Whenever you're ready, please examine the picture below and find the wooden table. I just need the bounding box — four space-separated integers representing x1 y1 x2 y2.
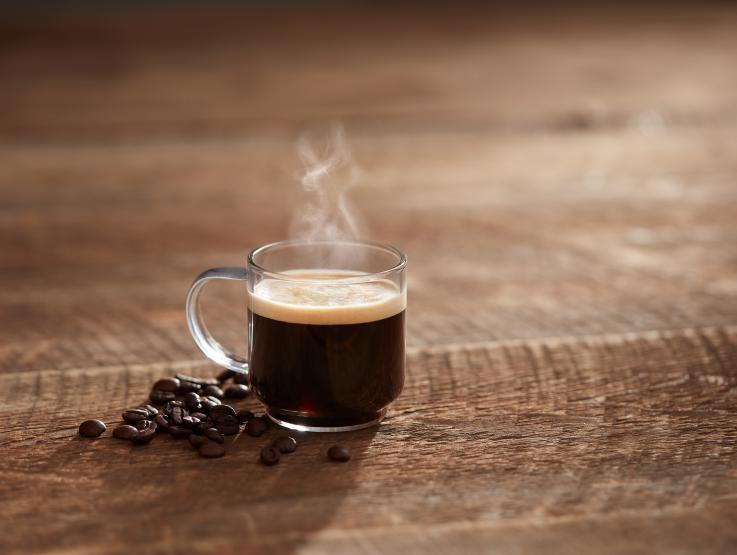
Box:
2 4 737 554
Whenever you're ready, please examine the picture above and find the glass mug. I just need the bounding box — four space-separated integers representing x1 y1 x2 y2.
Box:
185 240 406 432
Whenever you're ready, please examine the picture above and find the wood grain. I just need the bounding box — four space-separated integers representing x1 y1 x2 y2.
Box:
3 327 737 554
1 3 737 554
1 127 736 372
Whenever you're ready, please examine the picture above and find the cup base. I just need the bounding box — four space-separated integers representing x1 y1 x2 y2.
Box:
265 407 386 432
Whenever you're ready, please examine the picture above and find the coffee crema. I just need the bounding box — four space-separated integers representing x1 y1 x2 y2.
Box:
249 269 406 325
248 270 406 429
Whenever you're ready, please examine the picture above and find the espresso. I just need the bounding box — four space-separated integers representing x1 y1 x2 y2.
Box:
248 271 405 429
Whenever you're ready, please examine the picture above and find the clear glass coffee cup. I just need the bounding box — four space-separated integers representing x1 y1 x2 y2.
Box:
186 239 407 432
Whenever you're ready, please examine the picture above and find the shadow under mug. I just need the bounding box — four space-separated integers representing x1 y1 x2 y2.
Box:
185 239 407 432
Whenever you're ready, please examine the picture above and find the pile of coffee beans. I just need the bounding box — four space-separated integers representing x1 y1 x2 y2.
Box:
78 369 352 465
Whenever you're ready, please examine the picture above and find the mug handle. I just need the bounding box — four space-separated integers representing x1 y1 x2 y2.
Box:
185 267 250 375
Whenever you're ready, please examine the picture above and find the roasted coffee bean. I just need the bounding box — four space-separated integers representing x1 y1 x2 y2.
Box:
272 436 297 454
236 410 254 424
184 392 200 409
136 419 157 432
224 384 249 399
142 404 159 418
192 421 211 435
176 373 219 386
170 406 185 426
204 428 224 444
259 414 272 428
200 395 221 408
154 413 170 431
245 418 267 437
122 409 149 424
190 412 208 421
78 419 106 438
199 398 215 413
168 426 191 439
164 400 184 415
201 385 224 400
149 390 175 405
260 446 280 466
209 404 236 422
132 425 156 445
112 424 138 440
234 372 249 385
215 414 239 427
216 369 236 383
152 377 180 393
205 395 222 405
199 442 225 458
327 445 351 462
189 434 207 448
182 415 200 429
217 424 240 436
177 381 201 395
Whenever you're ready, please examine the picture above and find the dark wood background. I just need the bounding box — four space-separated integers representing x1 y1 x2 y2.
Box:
2 3 737 554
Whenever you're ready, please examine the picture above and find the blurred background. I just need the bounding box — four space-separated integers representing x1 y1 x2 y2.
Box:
1 1 736 371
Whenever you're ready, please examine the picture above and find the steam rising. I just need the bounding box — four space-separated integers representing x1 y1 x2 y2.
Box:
289 124 365 242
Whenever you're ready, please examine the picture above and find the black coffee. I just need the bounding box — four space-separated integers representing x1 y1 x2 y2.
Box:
248 272 405 429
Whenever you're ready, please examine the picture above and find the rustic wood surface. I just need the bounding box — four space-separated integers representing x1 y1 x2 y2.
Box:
1 3 737 554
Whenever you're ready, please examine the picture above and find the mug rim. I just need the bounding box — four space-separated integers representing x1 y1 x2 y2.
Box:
247 239 407 283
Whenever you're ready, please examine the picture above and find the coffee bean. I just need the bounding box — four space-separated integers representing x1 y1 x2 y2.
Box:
216 369 236 383
182 415 200 429
234 372 249 385
204 428 225 444
168 426 191 439
327 445 351 462
189 434 207 448
192 421 211 435
200 396 221 410
112 424 138 440
209 404 236 422
260 446 280 466
201 385 224 400
177 381 201 395
122 409 149 424
184 392 201 410
272 436 297 454
176 373 219 386
199 442 226 458
259 414 272 428
152 377 180 393
224 384 249 399
245 418 267 437
170 406 185 426
79 419 106 438
164 400 184 415
149 390 175 405
136 419 157 432
216 414 239 427
154 414 170 431
191 412 208 421
132 426 156 445
142 404 159 418
236 410 254 424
